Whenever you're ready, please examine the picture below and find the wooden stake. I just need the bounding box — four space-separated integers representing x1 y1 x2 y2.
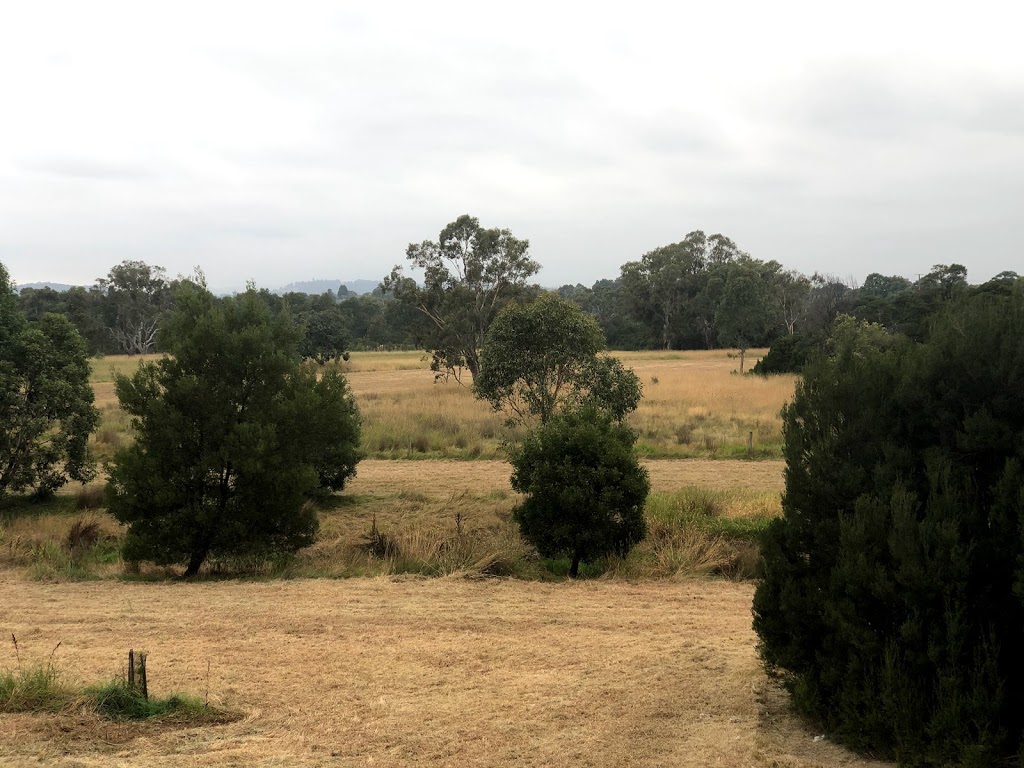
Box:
139 653 148 700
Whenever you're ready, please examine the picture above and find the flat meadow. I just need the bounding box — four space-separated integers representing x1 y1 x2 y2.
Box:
0 350 890 765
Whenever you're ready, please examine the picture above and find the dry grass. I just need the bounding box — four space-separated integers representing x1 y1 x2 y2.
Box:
342 349 795 459
348 457 784 498
0 512 124 580
3 459 784 582
86 350 796 460
0 577 889 767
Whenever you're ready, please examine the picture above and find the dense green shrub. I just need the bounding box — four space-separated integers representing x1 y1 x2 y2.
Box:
108 284 361 577
754 288 1024 766
751 331 823 375
510 407 649 577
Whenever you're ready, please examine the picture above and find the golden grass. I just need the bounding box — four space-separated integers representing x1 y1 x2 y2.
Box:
348 457 784 497
4 459 783 582
0 577 890 767
343 349 795 459
86 350 797 461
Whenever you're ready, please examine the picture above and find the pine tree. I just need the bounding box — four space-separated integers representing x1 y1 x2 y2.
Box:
754 287 1024 766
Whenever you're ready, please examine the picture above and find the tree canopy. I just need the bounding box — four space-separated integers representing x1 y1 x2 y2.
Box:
474 293 641 424
299 308 351 364
715 262 775 373
0 263 98 498
96 260 172 355
510 406 649 577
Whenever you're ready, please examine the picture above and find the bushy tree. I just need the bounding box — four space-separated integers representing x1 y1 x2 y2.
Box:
754 289 1024 766
382 215 540 380
0 264 98 498
107 284 361 576
474 293 641 424
510 407 649 577
299 308 351 364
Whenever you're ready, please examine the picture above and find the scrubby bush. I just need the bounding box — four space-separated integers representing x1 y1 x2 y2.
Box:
754 288 1024 766
510 406 649 577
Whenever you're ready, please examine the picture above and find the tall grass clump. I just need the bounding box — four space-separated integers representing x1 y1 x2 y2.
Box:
0 640 73 714
610 487 777 579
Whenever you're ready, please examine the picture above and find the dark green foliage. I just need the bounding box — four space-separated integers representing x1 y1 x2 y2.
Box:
475 293 642 424
107 284 361 577
620 230 745 350
96 260 172 355
715 263 775 372
751 332 823 375
299 308 351 364
0 263 99 499
754 289 1024 766
510 407 649 577
861 272 912 299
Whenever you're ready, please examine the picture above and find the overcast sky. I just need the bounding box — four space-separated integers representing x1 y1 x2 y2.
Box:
1 1 1022 292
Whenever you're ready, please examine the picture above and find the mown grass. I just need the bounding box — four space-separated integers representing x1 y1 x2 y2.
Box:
86 349 796 461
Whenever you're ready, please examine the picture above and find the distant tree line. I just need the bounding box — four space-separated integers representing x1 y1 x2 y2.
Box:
15 262 426 360
753 263 1022 374
12 226 1021 371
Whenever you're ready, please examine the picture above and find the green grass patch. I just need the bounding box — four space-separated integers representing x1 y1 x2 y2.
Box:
2 657 235 725
88 680 229 723
645 486 779 534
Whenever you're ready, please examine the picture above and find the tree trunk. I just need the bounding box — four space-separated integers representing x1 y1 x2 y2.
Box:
466 352 480 381
569 553 581 578
739 348 746 374
183 546 209 577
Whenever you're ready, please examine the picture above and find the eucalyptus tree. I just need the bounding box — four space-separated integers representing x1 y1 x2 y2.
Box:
382 215 540 381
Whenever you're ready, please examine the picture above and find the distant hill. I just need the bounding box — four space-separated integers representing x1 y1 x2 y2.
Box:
272 279 379 296
15 282 77 293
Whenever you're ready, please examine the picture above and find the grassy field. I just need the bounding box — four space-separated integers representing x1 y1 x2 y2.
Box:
0 348 875 766
0 577 889 768
7 349 795 581
88 349 796 461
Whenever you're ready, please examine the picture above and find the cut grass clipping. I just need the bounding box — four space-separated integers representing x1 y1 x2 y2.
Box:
1 638 234 725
